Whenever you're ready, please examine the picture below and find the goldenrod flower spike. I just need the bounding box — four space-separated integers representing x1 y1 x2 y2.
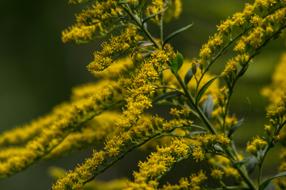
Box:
71 81 110 100
127 138 192 190
0 102 82 147
116 48 175 132
50 166 129 190
92 57 134 79
262 53 286 106
47 111 122 158
0 82 121 178
0 114 54 147
262 53 286 189
126 134 230 189
62 0 123 43
0 120 115 162
52 117 192 190
246 137 268 155
87 25 143 72
198 0 286 66
0 80 120 147
209 155 241 179
222 7 286 86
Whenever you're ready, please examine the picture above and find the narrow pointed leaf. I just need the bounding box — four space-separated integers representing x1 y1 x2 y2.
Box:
170 53 184 73
228 118 244 138
164 24 193 46
259 171 286 190
237 64 249 78
184 68 194 85
196 77 217 104
153 91 183 103
202 95 214 119
246 156 258 174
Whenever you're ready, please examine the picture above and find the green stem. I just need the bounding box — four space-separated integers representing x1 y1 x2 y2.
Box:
122 5 258 190
121 4 161 49
173 72 217 134
196 4 286 93
160 3 164 45
196 32 244 94
174 72 258 190
258 120 286 186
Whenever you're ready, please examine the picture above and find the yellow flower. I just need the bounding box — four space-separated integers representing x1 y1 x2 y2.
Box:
211 169 224 179
88 26 143 72
246 136 268 155
128 139 191 189
62 0 123 43
52 116 192 190
0 81 121 178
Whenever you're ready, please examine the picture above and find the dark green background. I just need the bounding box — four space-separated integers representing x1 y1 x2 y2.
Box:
0 0 284 189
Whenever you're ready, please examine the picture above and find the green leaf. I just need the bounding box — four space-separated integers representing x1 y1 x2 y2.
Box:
246 156 258 174
259 171 286 190
192 63 198 75
237 64 249 78
228 118 244 138
184 68 194 85
265 183 275 190
153 91 183 103
170 53 184 73
196 77 217 104
213 144 224 152
202 95 214 119
233 156 258 174
163 24 193 46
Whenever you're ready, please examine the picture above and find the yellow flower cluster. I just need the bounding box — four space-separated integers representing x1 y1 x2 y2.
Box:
0 95 109 147
117 48 176 131
170 0 182 19
146 0 182 22
189 134 230 161
49 166 128 190
262 53 286 189
62 0 123 43
48 111 122 158
222 5 286 80
92 57 134 79
198 0 286 66
0 113 54 146
0 112 121 161
0 81 122 178
263 54 286 120
88 25 143 72
52 116 192 190
127 139 191 189
71 80 113 100
162 171 207 190
246 136 268 155
209 155 241 179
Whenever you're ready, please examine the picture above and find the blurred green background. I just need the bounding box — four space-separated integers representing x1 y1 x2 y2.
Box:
0 0 285 189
